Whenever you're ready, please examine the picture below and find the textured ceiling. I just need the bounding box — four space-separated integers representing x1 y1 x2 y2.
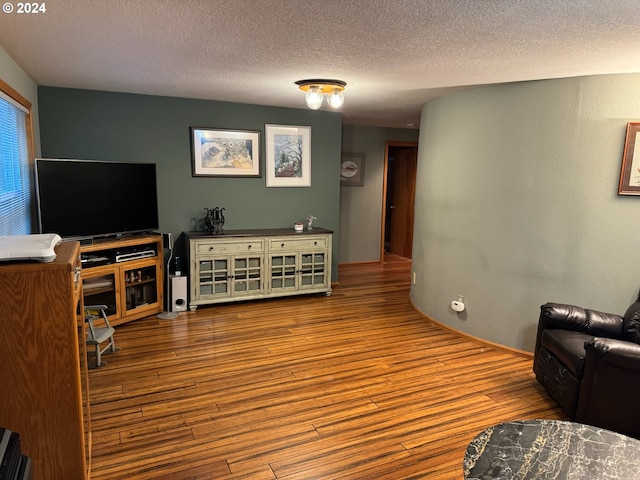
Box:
1 0 640 128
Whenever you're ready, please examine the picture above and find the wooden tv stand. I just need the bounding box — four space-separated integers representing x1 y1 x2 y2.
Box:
80 235 164 326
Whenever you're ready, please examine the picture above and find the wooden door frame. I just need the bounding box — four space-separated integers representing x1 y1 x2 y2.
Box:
380 141 418 262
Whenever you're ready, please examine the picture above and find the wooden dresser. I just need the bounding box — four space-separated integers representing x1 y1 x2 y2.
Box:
0 241 91 480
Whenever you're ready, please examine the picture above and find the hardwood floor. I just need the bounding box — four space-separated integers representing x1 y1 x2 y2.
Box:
88 258 565 479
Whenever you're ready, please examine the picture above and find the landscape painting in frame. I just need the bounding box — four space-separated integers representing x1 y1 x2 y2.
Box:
265 124 311 187
619 122 640 195
191 127 260 177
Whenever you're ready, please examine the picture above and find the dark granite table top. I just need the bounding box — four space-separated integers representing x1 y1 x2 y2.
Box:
463 419 640 479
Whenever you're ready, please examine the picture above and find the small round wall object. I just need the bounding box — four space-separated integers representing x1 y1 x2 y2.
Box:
451 300 465 312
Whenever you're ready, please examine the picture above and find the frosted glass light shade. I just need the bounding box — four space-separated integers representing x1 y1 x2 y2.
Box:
296 79 346 110
305 86 324 110
327 88 344 108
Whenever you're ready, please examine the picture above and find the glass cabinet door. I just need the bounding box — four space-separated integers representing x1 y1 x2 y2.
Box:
83 272 118 317
197 258 231 299
232 256 263 295
123 264 158 312
300 252 328 289
269 254 298 291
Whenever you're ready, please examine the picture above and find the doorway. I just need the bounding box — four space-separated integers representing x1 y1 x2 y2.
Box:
381 142 418 261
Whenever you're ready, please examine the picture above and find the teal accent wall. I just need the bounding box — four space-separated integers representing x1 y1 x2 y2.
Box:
411 74 640 351
37 87 342 279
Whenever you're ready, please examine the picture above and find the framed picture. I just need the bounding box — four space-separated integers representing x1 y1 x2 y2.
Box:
265 124 311 187
340 153 366 186
619 122 640 195
190 127 260 177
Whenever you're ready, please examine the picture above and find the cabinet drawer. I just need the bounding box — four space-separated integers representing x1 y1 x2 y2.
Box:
196 240 264 255
269 237 327 251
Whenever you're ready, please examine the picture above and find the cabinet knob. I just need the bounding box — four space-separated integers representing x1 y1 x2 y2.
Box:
281 243 285 247
248 245 252 249
209 246 214 251
314 241 318 245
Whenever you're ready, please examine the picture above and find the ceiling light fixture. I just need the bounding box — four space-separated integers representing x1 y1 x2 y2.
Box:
295 79 347 110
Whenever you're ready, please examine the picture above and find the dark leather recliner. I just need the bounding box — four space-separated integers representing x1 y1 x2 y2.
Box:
533 299 640 436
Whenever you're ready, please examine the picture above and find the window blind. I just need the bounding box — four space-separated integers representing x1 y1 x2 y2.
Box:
0 90 29 114
0 92 31 235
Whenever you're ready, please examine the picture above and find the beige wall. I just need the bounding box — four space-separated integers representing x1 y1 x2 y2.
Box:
0 45 40 156
411 73 640 351
340 125 419 263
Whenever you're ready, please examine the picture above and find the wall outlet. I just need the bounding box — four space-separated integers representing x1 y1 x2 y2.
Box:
412 272 417 285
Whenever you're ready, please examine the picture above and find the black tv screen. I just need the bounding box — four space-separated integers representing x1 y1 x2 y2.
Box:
35 158 159 240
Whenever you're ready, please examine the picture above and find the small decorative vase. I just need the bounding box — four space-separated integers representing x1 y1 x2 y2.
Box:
306 215 317 231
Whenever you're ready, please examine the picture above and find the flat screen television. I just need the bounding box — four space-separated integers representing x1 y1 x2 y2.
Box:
35 158 159 240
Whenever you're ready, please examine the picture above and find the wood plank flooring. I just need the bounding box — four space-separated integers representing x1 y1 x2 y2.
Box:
88 257 566 479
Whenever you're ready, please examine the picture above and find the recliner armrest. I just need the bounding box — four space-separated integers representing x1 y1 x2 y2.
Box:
576 336 640 434
584 337 640 371
533 303 623 363
539 303 623 337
